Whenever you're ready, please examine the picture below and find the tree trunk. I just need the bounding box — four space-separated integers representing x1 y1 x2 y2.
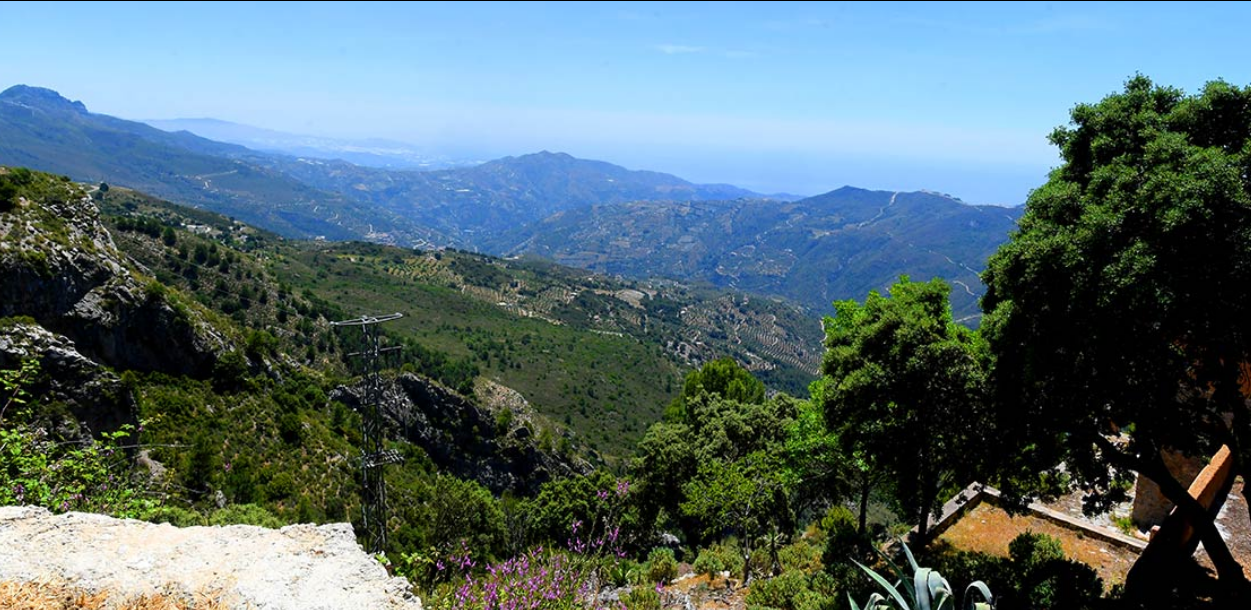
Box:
766 526 779 577
857 472 870 535
741 544 752 585
915 482 935 545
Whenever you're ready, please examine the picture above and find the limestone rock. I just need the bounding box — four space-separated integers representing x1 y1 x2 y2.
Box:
0 506 422 610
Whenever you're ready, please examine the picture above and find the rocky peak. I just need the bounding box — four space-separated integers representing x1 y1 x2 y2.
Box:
0 85 89 115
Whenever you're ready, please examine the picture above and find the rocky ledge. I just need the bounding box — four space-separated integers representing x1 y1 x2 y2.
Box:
0 506 421 610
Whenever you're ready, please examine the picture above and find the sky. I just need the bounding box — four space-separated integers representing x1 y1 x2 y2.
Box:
3 1 1250 204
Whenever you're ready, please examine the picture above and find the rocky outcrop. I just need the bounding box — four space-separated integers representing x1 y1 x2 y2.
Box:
331 373 591 495
0 320 132 433
0 506 421 610
0 181 229 377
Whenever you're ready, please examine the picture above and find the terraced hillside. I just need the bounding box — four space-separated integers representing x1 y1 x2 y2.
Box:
93 183 822 459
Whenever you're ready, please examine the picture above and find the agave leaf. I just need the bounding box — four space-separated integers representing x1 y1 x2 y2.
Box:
902 541 921 572
854 560 911 610
964 581 994 610
914 567 934 610
929 571 952 599
874 543 915 601
848 592 863 610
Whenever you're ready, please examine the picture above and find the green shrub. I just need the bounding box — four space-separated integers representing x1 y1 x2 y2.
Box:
645 547 679 585
495 407 514 431
142 505 205 527
278 412 304 445
264 471 295 501
779 539 823 574
694 541 744 578
750 545 774 579
211 350 249 392
1005 532 1102 610
607 559 643 588
1007 531 1063 571
208 503 284 528
930 533 1102 610
822 506 874 600
0 167 34 212
622 585 662 610
746 568 810 610
1 361 156 519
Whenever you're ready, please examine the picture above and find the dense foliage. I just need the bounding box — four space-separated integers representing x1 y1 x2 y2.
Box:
982 76 1251 590
821 277 991 541
0 360 155 518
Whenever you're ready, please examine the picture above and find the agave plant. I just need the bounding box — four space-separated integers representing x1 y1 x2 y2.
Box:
849 543 993 610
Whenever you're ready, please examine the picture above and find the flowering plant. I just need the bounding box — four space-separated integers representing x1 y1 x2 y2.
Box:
421 478 648 610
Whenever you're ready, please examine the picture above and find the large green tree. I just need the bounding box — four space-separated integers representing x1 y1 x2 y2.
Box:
634 358 799 547
681 450 789 582
981 76 1251 588
820 277 990 542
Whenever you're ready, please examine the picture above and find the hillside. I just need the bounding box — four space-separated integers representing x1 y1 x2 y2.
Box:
2 86 802 252
1 84 1021 324
146 117 479 170
489 187 1023 320
0 86 440 244
0 167 597 540
1 85 1017 324
248 150 777 246
86 177 821 458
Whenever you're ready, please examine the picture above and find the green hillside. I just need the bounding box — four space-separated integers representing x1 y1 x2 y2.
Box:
488 187 1023 321
0 85 442 244
91 182 821 460
248 150 772 245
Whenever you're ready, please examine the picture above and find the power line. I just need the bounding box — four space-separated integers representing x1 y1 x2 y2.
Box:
332 312 404 554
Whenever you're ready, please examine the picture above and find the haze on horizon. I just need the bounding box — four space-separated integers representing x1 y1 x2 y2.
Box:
2 1 1249 204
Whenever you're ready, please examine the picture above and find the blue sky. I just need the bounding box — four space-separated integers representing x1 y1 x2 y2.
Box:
3 1 1250 203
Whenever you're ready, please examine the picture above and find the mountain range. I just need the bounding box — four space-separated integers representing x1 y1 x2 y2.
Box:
0 84 1021 320
488 187 1022 319
144 117 480 171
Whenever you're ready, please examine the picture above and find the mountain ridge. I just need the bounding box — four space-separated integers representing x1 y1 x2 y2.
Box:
145 116 479 170
0 85 440 244
488 185 1023 319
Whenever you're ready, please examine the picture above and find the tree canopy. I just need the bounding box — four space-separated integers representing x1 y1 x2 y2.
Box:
633 358 809 550
981 75 1251 589
665 356 766 422
820 276 990 541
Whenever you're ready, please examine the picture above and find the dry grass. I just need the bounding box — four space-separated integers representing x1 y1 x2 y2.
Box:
938 501 1141 588
0 580 242 610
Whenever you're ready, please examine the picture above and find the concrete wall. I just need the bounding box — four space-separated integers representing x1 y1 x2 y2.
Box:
1131 450 1207 529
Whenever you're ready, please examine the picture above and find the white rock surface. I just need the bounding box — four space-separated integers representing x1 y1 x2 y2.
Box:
0 506 421 610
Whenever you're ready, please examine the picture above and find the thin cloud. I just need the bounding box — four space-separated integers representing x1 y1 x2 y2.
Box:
1013 14 1108 34
900 12 1111 37
763 18 831 31
654 43 705 55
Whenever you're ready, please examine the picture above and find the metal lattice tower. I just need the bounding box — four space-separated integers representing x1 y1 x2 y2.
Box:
331 312 404 554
